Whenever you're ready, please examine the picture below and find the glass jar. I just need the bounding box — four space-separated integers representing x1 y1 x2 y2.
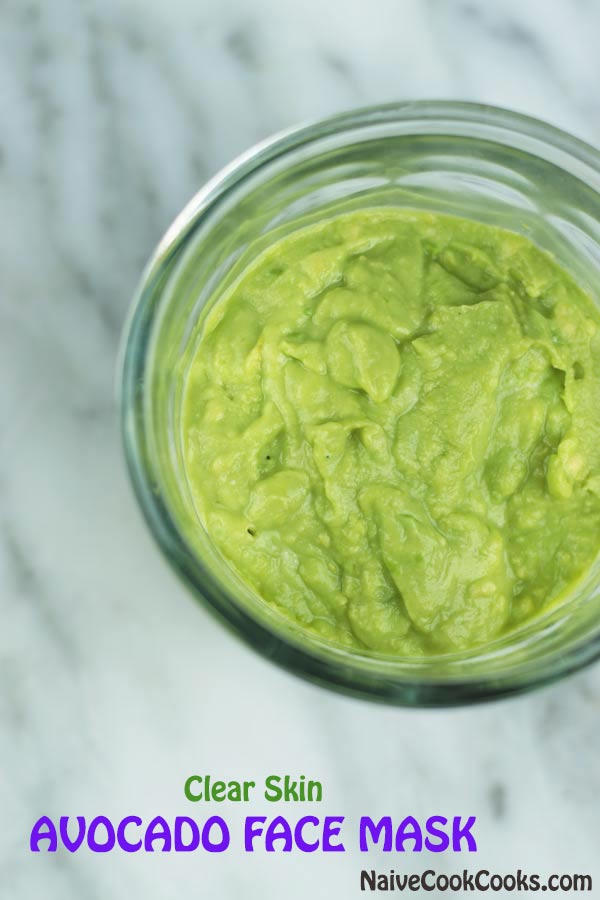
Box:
120 101 600 705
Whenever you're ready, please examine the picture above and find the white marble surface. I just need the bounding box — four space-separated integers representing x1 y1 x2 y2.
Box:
3 0 600 897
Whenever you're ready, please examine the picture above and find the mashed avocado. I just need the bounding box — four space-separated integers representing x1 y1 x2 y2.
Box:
181 209 600 655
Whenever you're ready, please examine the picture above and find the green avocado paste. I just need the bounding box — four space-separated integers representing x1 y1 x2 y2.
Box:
181 209 600 655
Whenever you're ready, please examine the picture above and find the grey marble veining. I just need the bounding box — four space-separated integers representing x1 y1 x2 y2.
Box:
2 0 600 897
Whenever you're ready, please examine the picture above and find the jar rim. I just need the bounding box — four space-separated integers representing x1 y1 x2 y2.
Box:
119 100 600 706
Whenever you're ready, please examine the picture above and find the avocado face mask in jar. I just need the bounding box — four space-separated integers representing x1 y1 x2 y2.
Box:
121 102 600 704
180 208 600 658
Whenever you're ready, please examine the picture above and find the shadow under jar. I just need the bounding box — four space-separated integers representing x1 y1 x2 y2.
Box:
121 101 600 706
